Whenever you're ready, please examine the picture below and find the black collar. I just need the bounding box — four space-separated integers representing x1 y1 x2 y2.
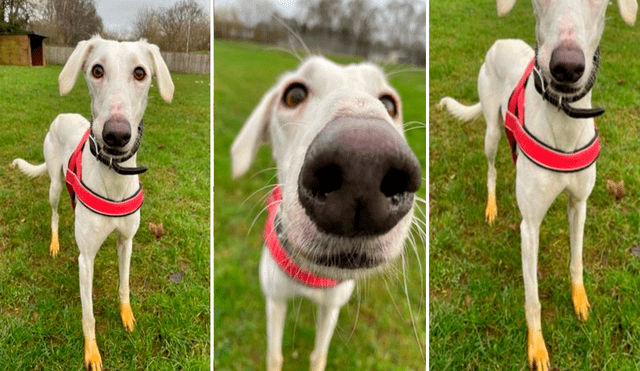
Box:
533 47 605 119
89 119 147 175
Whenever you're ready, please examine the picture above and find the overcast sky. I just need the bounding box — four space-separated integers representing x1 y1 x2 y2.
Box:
213 0 298 17
213 0 398 18
96 0 211 35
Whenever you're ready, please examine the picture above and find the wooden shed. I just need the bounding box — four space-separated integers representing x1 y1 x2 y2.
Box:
0 32 48 67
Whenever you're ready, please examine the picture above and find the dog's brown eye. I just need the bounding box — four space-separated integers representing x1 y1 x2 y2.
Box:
133 67 146 81
91 65 104 79
379 95 398 118
283 83 308 108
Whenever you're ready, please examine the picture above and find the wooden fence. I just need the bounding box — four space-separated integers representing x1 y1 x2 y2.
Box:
45 45 210 74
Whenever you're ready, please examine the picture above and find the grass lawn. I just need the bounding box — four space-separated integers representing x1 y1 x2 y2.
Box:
214 39 426 370
0 64 210 370
430 0 640 370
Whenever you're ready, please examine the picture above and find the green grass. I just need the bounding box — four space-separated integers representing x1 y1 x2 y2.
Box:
430 1 640 370
0 65 210 370
214 39 426 370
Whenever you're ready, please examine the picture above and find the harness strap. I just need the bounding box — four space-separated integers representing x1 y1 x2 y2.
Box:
504 59 600 172
65 129 144 217
265 186 339 288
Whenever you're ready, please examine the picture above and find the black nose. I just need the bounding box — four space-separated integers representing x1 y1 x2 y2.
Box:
102 117 131 148
298 117 422 237
549 44 585 84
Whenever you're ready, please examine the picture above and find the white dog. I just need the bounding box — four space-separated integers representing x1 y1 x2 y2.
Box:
231 56 423 371
12 35 173 370
439 0 636 369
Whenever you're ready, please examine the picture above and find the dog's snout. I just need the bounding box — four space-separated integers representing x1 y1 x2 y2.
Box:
102 117 131 148
549 44 585 84
298 117 422 237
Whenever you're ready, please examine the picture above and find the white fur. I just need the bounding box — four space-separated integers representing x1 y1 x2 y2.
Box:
231 56 416 371
440 1 637 370
12 35 173 371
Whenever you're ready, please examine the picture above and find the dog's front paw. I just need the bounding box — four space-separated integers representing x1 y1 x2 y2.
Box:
571 283 590 321
50 232 60 257
120 302 136 332
527 328 550 371
84 338 103 371
485 193 498 224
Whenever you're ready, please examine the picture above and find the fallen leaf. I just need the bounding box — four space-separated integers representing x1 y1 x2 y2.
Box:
630 246 640 259
168 271 185 284
148 222 165 238
606 179 625 200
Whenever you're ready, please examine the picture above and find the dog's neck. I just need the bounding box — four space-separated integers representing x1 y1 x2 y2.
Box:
89 120 147 175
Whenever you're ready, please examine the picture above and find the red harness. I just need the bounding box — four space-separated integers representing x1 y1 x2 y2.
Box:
504 59 600 172
65 129 144 217
265 186 339 288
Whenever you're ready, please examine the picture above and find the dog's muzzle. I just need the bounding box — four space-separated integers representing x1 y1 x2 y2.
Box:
534 47 604 119
89 119 147 175
298 117 422 237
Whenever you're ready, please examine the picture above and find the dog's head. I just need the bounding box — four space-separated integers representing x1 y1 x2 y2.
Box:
498 0 637 95
58 35 174 157
231 56 422 280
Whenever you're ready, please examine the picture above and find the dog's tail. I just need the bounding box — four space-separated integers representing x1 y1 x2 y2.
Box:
11 159 48 178
438 97 482 122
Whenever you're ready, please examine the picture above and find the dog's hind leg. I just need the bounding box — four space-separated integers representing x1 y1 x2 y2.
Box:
117 237 136 332
568 197 590 321
47 170 63 257
309 304 341 371
478 64 503 224
266 298 286 371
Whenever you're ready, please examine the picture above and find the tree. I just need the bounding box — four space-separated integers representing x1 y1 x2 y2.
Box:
0 0 33 34
133 0 209 53
133 5 161 42
30 0 102 45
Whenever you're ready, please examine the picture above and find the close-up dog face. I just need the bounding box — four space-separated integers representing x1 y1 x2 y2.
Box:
58 36 174 157
232 56 422 281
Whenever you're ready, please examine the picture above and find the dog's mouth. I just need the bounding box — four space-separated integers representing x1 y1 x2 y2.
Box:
276 215 381 270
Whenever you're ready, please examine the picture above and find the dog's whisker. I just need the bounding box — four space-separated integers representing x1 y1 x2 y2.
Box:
401 253 426 360
274 15 311 58
386 67 425 78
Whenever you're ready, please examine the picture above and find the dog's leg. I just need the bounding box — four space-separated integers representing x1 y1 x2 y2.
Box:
266 298 287 371
309 304 341 371
75 216 110 371
78 244 102 371
568 197 590 321
520 218 550 371
117 236 135 332
48 177 63 256
518 172 558 371
478 65 502 224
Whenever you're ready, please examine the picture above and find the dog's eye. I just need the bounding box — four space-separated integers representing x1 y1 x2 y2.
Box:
379 95 398 118
133 67 146 81
283 83 308 108
91 65 104 79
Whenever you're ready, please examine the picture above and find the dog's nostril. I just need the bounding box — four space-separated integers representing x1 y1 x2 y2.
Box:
308 164 342 201
381 167 413 198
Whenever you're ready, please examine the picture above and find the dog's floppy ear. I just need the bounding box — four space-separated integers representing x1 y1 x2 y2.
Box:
618 0 638 26
146 43 175 103
230 89 278 179
496 0 517 16
58 36 99 96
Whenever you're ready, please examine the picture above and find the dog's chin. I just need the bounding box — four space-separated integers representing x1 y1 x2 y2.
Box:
277 211 410 281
